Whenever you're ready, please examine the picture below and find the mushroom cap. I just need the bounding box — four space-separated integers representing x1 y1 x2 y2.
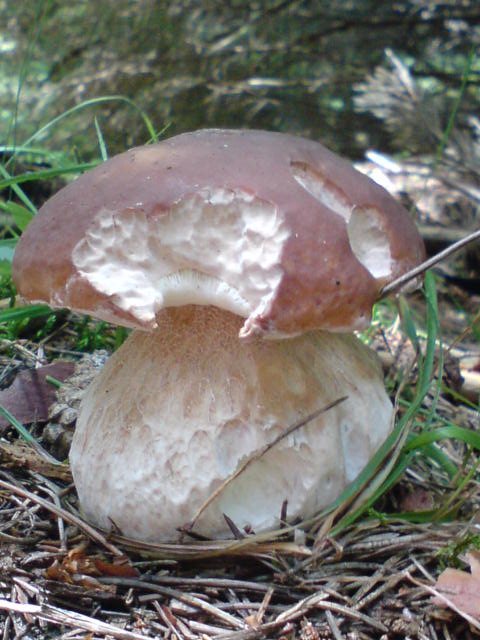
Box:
12 129 425 337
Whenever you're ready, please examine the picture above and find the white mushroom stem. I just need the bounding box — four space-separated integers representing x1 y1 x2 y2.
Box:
69 305 393 542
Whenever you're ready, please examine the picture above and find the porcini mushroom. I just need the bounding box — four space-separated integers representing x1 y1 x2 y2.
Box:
12 129 425 541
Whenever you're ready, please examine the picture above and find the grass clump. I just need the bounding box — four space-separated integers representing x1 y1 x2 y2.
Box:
436 532 480 570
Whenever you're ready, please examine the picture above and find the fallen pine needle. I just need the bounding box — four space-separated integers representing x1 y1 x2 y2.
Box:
0 599 156 640
0 478 123 556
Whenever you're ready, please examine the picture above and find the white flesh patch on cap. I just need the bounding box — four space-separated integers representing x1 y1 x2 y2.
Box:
290 161 392 280
347 206 392 279
71 188 289 326
291 161 352 221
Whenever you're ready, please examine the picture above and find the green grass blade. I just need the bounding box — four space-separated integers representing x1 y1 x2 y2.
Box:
14 96 159 157
434 46 476 164
405 425 480 452
0 304 53 323
422 442 458 479
0 164 37 215
418 270 439 399
94 117 108 161
0 145 67 160
398 295 419 351
0 404 61 464
0 162 98 191
1 202 35 232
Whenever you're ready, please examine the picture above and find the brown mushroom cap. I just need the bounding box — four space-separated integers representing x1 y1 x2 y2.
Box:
12 129 425 337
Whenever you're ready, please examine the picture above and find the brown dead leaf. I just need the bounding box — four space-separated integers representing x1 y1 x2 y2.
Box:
46 544 99 582
400 488 435 512
432 550 480 621
45 558 116 593
93 557 139 578
46 545 138 588
0 361 75 434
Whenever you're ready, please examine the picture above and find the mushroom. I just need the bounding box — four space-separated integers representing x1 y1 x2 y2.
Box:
12 129 425 541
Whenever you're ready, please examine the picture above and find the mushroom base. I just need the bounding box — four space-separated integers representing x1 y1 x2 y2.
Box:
70 305 393 542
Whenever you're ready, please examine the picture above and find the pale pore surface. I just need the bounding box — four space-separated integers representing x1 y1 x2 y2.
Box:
71 188 289 328
291 161 352 222
70 306 394 542
291 161 393 279
347 206 393 279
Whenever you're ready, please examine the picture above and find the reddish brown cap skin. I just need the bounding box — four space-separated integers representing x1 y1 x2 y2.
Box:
12 129 425 336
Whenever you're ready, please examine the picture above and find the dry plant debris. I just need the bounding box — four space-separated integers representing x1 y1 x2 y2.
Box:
2 469 480 640
1 326 480 639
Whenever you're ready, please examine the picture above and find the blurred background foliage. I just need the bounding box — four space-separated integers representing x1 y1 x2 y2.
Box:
1 0 479 164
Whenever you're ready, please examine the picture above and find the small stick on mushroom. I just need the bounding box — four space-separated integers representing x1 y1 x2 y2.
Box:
379 228 480 299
